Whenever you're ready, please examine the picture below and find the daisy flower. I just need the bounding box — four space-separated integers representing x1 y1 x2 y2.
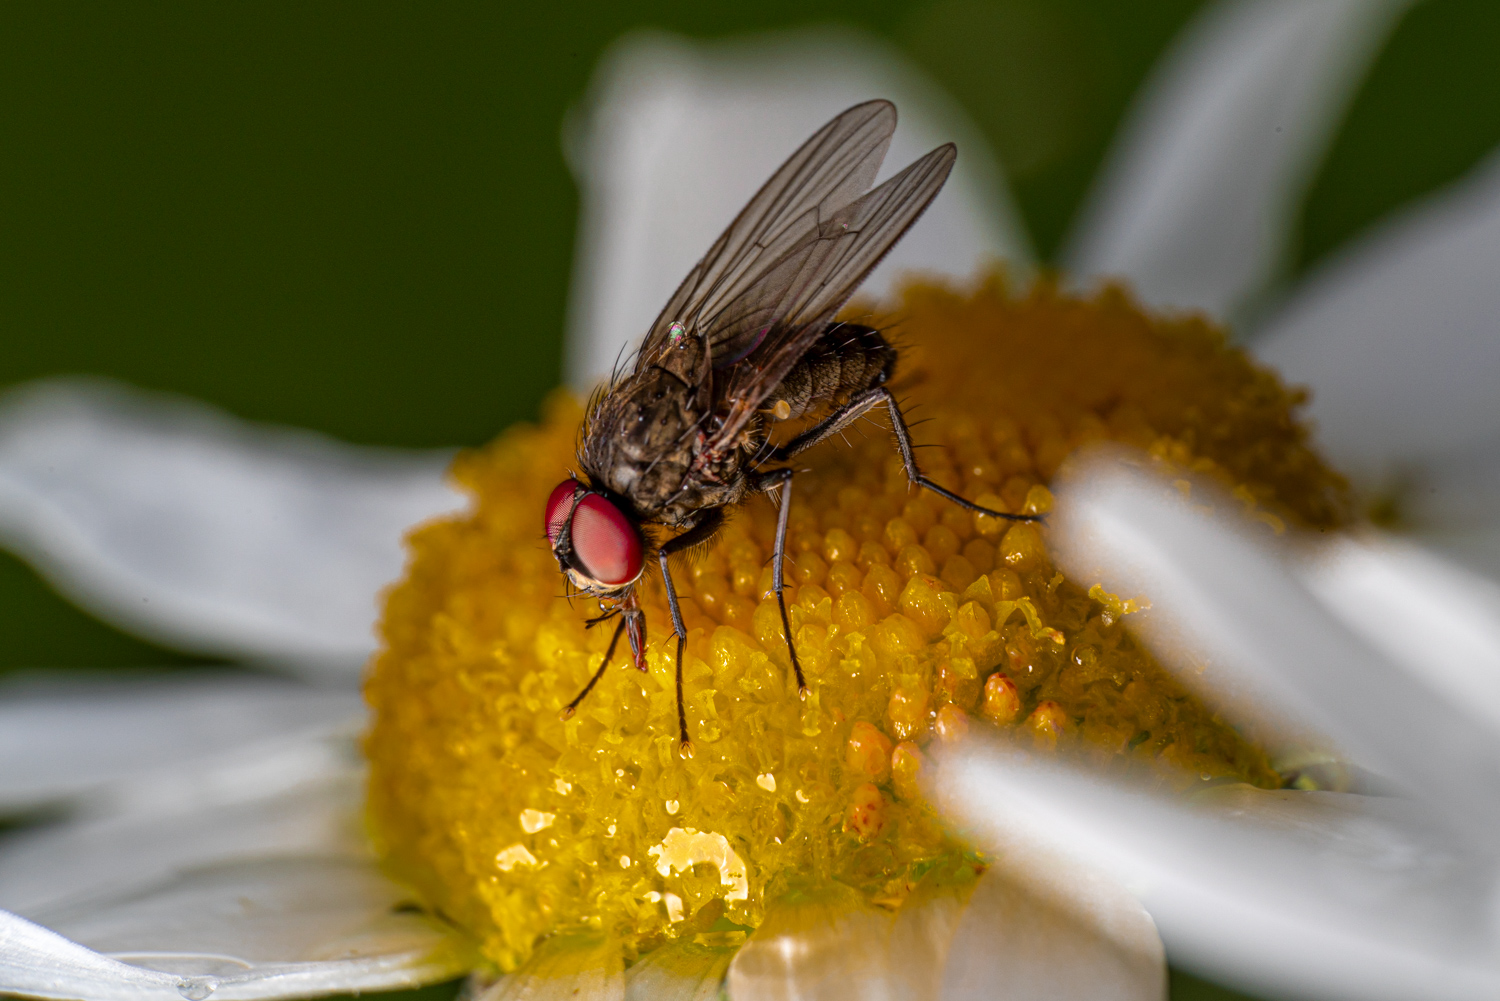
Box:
4 3 1500 1000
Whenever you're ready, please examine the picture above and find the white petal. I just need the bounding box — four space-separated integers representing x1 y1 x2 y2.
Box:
884 879 967 1001
1387 427 1500 583
931 742 1500 1001
623 939 732 1001
726 881 896 1001
0 378 463 683
940 853 1163 1001
0 909 182 1001
1254 150 1500 488
564 27 1031 389
1298 534 1500 740
1064 0 1407 319
478 934 623 1001
0 726 363 916
1411 521 1500 589
1048 449 1500 839
22 857 466 1001
0 670 362 816
0 729 469 999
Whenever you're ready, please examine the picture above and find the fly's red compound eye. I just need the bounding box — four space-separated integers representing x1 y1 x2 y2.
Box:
544 479 581 547
569 494 643 587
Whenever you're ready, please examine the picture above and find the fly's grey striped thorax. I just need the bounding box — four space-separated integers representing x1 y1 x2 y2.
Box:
581 364 743 526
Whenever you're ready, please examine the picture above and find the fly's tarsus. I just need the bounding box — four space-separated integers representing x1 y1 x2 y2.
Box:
653 509 726 749
584 608 620 629
757 468 808 698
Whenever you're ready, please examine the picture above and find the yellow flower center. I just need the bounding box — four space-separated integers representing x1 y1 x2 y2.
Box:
363 273 1350 972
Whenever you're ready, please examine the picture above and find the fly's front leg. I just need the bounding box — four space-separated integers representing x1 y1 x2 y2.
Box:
559 615 627 721
657 549 692 758
750 467 808 699
584 607 620 629
623 603 647 672
657 508 726 758
761 386 1042 524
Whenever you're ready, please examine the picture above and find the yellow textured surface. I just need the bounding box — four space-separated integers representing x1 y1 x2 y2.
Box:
363 274 1349 971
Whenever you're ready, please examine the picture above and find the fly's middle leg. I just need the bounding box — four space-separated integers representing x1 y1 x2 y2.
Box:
749 467 808 700
657 507 726 758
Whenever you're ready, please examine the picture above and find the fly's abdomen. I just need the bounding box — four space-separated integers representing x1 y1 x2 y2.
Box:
774 324 894 421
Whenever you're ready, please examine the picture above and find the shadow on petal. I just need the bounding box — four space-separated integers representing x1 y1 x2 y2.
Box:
478 933 624 1001
941 855 1163 1001
0 669 361 817
727 881 896 1001
624 938 733 1001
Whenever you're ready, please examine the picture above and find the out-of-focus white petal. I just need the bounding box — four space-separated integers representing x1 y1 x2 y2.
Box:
0 670 362 816
940 853 1163 1001
1394 429 1500 582
622 939 731 1001
727 882 896 1001
1064 0 1407 319
1412 523 1500 590
1254 150 1500 493
0 378 463 684
0 727 362 916
1298 534 1500 740
564 26 1030 389
0 728 469 1000
1048 449 1500 839
16 857 465 1001
728 859 1160 1001
478 934 623 1001
932 742 1500 1001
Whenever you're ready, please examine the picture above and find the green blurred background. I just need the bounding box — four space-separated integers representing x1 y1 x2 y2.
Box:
4 2 1500 998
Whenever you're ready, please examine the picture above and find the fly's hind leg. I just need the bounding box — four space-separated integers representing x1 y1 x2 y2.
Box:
760 386 1043 524
657 507 726 758
748 467 808 700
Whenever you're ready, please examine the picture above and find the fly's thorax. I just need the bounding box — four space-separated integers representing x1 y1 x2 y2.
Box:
583 367 706 518
656 468 747 527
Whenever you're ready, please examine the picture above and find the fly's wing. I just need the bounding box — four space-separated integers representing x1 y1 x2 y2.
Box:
631 100 897 379
702 142 957 453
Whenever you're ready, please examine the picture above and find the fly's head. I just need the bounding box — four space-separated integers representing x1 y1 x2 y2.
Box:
544 479 646 598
